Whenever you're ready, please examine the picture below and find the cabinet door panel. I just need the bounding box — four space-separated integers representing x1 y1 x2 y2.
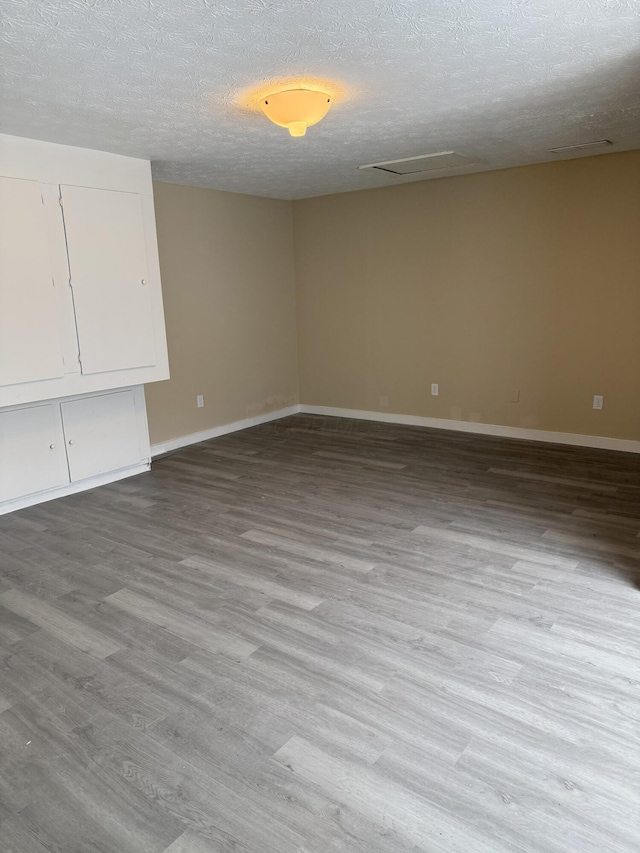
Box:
61 185 157 375
41 183 81 375
0 176 65 386
0 404 69 502
61 390 142 482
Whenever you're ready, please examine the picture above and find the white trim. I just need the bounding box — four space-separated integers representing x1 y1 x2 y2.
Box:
150 405 301 457
299 405 640 454
0 463 150 516
149 402 640 458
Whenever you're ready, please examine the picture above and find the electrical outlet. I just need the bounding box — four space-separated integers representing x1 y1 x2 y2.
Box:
431 383 439 396
197 394 205 408
593 395 604 410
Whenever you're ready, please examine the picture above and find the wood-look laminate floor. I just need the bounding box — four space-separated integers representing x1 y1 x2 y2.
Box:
1 414 639 853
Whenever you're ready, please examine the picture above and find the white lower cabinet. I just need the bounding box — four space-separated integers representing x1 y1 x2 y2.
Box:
61 390 142 482
0 403 69 502
0 386 150 514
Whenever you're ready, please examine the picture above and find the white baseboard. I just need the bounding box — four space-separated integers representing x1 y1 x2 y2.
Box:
150 405 301 458
148 402 640 459
299 404 640 454
0 463 150 516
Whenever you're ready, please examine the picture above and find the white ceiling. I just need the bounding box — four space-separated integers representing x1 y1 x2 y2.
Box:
1 1 639 200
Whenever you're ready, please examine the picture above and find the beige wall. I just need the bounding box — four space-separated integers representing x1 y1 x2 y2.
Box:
293 151 640 441
145 181 298 446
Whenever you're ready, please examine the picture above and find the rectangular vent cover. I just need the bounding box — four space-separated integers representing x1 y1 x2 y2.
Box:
359 151 475 175
548 140 612 153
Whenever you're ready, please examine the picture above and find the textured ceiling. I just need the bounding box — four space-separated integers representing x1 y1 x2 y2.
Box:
1 1 639 199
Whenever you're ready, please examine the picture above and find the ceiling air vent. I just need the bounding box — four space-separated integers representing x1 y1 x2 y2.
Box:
547 140 612 154
359 151 476 175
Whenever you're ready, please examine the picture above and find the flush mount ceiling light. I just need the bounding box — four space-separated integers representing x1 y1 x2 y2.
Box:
260 88 332 137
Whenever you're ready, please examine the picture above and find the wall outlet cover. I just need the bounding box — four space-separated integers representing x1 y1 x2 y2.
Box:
431 383 439 396
593 395 604 410
197 394 205 408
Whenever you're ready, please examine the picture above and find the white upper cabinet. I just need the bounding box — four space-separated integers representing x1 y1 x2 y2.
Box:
61 185 157 375
0 133 169 408
0 176 65 386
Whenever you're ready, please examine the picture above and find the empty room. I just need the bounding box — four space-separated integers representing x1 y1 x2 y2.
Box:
1 2 639 852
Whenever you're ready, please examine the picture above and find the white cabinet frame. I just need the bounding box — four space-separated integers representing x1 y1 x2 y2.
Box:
0 133 170 409
0 386 151 516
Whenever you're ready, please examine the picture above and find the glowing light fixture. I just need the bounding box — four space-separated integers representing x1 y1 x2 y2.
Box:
260 88 332 137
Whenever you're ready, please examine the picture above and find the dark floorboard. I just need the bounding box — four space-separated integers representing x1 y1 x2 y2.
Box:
1 414 639 852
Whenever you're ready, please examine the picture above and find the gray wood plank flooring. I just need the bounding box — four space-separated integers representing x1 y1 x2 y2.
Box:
1 413 639 853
